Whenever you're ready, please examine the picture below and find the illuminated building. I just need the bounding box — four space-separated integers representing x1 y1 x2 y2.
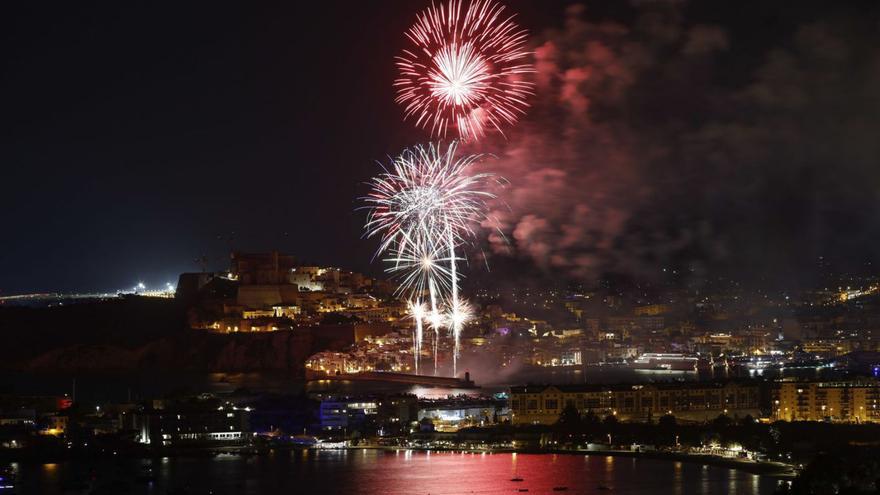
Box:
417 398 505 432
136 402 251 447
338 307 395 323
509 381 761 424
288 266 325 291
634 304 671 316
39 415 67 436
606 316 666 337
772 379 880 423
319 399 378 431
242 309 277 319
306 352 352 374
0 410 35 427
799 339 855 358
231 251 297 285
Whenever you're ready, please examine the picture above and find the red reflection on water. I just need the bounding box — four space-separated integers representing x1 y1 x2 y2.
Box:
349 451 615 494
342 450 775 495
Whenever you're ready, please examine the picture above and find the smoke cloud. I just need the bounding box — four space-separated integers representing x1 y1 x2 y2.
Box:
474 1 880 287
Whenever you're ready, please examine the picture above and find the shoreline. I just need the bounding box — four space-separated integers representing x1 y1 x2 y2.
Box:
347 445 798 478
1 444 798 479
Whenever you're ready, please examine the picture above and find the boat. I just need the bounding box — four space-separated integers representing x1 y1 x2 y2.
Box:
552 487 568 492
510 477 524 482
627 353 699 373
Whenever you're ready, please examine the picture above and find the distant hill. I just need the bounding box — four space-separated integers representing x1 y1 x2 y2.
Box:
0 297 187 367
0 298 352 374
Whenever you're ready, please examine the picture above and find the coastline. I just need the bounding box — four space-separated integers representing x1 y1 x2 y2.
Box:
346 445 799 478
0 443 798 479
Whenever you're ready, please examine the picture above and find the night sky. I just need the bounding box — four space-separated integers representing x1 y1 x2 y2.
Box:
2 1 879 294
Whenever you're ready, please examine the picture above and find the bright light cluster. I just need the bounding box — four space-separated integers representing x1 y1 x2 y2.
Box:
363 142 495 376
395 0 534 141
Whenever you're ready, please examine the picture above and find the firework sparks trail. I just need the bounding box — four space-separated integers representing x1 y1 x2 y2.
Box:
363 142 497 376
395 0 534 141
446 296 472 377
429 278 442 375
448 222 459 376
408 300 426 375
446 220 464 377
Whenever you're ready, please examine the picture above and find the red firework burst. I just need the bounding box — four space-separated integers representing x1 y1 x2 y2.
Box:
395 0 534 141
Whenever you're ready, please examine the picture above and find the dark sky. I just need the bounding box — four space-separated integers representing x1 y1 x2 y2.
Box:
2 1 879 294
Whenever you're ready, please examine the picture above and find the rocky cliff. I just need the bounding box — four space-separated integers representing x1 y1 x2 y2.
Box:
0 299 346 375
24 331 318 375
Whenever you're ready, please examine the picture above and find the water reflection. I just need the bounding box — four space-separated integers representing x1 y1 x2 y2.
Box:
729 465 739 495
673 461 683 495
701 464 711 495
12 451 780 495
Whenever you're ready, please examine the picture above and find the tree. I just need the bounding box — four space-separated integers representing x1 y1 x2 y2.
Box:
712 413 733 430
739 414 755 425
557 404 581 427
602 414 620 440
658 414 677 429
583 410 600 433
781 450 880 495
657 414 678 446
555 404 582 441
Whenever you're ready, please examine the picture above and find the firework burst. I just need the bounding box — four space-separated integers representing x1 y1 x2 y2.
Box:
364 141 496 271
395 0 534 141
363 142 497 376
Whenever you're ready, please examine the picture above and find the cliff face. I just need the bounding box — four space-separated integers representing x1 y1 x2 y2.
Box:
25 331 318 375
0 298 187 369
1 299 355 374
210 331 315 371
27 345 140 371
